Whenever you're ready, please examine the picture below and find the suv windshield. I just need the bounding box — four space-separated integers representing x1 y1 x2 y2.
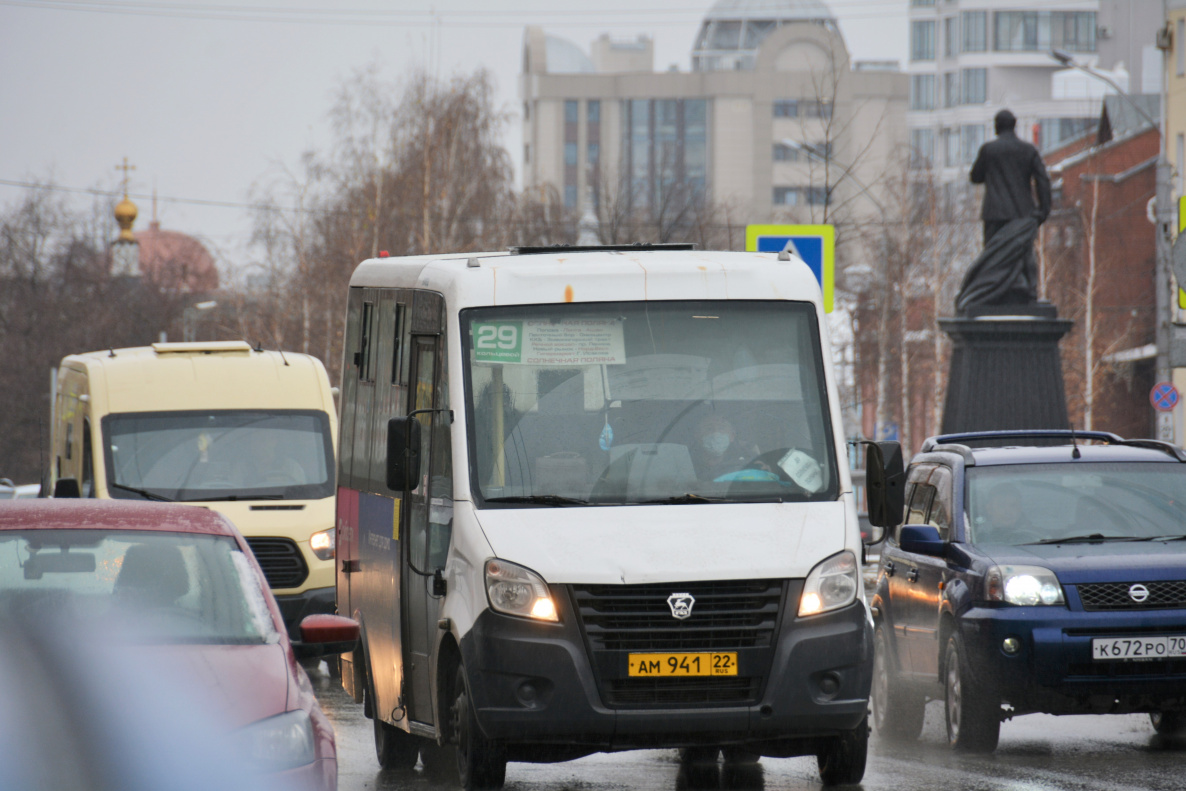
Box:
103 410 334 502
966 462 1186 544
463 300 838 506
0 530 279 644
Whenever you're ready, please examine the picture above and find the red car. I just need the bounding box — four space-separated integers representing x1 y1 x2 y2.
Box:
0 500 356 791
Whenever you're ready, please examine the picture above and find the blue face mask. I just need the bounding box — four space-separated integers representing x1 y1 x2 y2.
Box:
702 432 731 456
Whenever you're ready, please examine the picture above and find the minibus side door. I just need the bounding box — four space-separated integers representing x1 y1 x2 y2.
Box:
403 334 443 726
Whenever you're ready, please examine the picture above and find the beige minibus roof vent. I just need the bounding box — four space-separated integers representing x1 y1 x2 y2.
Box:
151 340 254 355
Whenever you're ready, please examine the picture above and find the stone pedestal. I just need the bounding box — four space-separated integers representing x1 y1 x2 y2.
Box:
939 303 1073 434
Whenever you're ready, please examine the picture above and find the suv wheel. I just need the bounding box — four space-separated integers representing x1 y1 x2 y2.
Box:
872 628 925 741
944 633 1000 752
816 715 868 786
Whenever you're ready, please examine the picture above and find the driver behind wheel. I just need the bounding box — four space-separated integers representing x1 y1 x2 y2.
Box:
979 483 1036 544
691 414 759 481
248 432 307 486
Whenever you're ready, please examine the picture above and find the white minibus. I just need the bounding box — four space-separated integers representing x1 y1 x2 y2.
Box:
335 244 883 788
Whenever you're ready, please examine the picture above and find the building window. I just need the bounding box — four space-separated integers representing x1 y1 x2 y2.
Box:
1036 117 1093 151
773 99 833 119
524 143 530 165
944 72 959 108
1178 19 1185 76
912 20 936 61
910 128 935 170
564 99 579 211
621 98 709 215
773 186 828 206
587 100 601 207
910 74 936 110
944 16 958 58
942 128 959 168
773 143 799 161
911 0 935 6
994 11 1096 53
960 124 985 165
961 68 986 104
961 11 986 52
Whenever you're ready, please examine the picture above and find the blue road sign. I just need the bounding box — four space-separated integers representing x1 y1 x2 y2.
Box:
1151 382 1180 412
745 224 834 312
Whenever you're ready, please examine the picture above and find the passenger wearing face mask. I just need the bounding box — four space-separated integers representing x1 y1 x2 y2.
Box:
692 414 759 481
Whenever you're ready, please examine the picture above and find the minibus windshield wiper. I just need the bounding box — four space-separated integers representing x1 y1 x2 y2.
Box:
189 493 286 502
634 493 726 505
1027 533 1145 545
109 482 174 502
484 495 592 506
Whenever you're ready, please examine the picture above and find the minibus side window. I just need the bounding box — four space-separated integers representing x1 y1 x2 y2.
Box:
82 419 94 498
359 301 375 383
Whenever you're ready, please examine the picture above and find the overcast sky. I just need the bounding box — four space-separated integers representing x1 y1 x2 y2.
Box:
0 0 907 272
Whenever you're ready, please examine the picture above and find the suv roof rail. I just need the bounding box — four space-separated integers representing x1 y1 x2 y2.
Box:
919 443 977 466
508 243 696 255
919 430 1186 462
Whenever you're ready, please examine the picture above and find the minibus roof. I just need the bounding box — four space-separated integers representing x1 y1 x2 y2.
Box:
60 344 335 416
348 249 824 311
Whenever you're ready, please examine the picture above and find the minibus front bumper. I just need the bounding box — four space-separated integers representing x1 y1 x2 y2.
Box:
458 588 871 754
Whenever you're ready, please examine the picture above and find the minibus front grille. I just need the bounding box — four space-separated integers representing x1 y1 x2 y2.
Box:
245 537 308 590
1077 581 1186 611
570 579 784 651
603 676 760 707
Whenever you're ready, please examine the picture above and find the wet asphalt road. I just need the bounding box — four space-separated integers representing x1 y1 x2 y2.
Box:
307 667 1186 791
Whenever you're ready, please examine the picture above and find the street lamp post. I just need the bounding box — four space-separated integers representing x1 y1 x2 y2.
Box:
1050 48 1174 440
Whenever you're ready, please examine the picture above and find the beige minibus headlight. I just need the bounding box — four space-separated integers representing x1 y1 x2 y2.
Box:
485 559 558 622
798 550 859 617
309 528 335 561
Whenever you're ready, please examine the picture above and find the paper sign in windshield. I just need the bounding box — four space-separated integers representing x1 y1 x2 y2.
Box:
473 319 625 365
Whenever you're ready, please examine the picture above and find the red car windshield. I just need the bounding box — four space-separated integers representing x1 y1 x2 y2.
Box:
0 530 280 644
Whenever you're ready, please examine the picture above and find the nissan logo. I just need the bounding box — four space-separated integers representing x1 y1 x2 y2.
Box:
1128 584 1150 603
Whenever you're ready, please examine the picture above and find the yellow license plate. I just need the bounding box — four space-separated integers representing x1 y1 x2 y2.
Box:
627 652 738 677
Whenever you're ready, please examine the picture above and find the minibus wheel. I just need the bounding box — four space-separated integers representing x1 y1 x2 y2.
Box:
816 715 867 786
1150 711 1184 735
450 665 506 790
367 669 419 770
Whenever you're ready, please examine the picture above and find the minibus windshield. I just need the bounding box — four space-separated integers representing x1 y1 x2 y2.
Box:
966 462 1186 545
103 410 334 502
463 300 838 506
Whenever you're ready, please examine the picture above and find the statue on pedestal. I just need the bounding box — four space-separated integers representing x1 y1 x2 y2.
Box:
955 109 1053 314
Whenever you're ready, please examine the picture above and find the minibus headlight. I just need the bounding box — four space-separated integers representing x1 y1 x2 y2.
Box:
485 559 558 622
986 565 1064 606
309 528 335 561
798 550 859 617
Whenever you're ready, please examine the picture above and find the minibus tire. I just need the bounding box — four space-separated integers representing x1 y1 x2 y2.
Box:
1150 711 1184 735
367 671 419 770
677 746 719 764
451 665 507 790
815 715 868 786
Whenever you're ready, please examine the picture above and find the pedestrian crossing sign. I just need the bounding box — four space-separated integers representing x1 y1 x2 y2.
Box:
745 224 834 312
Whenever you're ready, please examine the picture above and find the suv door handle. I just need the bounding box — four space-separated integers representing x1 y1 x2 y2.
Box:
884 561 895 577
907 568 919 582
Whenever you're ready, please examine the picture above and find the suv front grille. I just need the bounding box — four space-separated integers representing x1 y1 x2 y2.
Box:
571 578 783 651
245 537 308 590
1077 581 1186 612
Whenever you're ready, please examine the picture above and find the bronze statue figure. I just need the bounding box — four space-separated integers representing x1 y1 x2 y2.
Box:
955 109 1053 313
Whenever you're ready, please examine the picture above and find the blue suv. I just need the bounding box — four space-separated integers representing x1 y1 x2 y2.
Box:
867 430 1186 752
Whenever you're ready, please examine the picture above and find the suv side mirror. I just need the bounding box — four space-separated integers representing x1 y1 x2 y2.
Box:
386 417 421 492
899 524 946 557
865 441 905 530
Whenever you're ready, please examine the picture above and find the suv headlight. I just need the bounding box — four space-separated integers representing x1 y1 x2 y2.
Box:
237 709 315 771
485 559 558 622
798 550 859 617
986 565 1065 606
310 527 335 561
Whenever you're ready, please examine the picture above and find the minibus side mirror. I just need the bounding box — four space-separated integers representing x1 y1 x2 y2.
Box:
386 417 421 492
865 441 905 531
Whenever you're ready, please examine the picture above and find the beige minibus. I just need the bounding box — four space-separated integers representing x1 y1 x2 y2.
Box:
48 341 339 645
